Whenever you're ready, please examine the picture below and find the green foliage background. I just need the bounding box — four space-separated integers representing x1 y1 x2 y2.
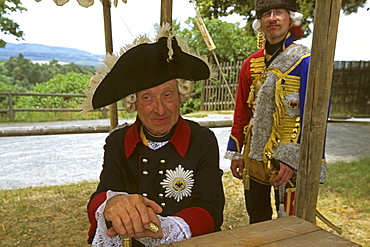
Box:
17 72 90 109
173 17 256 64
193 0 367 37
0 0 26 47
0 0 367 121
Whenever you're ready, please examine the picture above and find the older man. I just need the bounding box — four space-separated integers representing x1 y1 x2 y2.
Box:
225 0 327 224
86 26 225 246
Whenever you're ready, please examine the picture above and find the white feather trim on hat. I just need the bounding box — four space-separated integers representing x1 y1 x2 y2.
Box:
80 23 215 113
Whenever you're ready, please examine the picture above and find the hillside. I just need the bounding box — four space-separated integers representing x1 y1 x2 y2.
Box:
0 43 104 67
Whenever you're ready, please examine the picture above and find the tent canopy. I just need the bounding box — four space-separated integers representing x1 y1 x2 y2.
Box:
34 0 127 8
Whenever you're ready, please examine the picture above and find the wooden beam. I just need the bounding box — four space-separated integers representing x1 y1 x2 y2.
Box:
102 0 118 130
160 0 173 25
294 0 342 223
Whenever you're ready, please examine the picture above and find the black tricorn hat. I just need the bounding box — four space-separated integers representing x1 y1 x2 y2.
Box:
255 0 297 17
91 36 210 109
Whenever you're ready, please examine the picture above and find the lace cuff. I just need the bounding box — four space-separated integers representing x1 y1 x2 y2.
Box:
136 215 191 247
92 190 129 247
224 150 244 160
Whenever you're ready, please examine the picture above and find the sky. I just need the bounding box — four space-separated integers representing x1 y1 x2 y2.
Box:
2 0 370 61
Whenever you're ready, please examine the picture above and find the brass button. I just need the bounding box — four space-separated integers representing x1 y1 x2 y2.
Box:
142 193 148 197
143 170 149 175
159 193 164 198
159 170 164 175
161 202 166 207
160 159 166 164
142 158 148 164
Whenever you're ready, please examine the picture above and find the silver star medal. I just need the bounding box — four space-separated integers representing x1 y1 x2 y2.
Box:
160 164 194 202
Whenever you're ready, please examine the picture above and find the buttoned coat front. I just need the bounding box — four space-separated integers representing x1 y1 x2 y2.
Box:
87 117 225 244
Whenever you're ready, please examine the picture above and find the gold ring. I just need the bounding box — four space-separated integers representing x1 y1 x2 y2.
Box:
148 222 159 233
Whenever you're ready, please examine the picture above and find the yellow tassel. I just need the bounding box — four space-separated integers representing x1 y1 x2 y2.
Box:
247 85 255 107
243 126 252 190
244 174 250 190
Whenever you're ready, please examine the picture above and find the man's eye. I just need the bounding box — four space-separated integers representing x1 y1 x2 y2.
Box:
142 95 153 101
262 12 270 18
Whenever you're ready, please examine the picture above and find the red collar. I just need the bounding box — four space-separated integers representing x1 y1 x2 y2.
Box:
124 116 191 158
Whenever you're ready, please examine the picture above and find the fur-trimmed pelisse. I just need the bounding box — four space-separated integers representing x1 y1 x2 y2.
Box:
80 23 213 112
255 0 297 17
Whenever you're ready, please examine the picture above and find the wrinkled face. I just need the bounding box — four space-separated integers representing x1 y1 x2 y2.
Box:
136 79 180 136
260 8 292 44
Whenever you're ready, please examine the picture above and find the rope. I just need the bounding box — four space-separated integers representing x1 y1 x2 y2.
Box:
113 7 135 41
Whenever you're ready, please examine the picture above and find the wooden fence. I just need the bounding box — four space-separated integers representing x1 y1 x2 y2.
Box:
202 60 370 116
330 61 370 115
1 61 369 121
0 92 121 121
201 60 242 111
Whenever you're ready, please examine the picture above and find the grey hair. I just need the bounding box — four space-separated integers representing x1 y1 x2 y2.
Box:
121 79 194 113
252 11 303 33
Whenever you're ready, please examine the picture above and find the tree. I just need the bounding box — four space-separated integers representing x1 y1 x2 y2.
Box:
3 54 95 91
173 18 256 64
167 18 256 112
0 61 13 86
0 0 26 47
4 54 34 88
17 72 90 109
193 0 367 37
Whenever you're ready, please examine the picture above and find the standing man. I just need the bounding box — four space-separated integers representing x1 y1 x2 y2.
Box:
85 25 225 246
224 0 327 224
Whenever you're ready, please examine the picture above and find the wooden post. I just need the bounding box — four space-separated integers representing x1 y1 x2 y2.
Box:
102 0 118 130
294 0 342 223
160 0 172 25
8 93 14 122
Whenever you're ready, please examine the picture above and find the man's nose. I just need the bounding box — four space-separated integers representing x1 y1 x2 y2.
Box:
153 98 166 115
269 13 278 20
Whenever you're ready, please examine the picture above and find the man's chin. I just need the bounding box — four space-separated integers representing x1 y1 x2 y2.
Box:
148 125 172 137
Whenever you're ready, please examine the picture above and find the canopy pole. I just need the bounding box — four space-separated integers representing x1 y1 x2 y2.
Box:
160 0 173 25
102 0 118 130
294 0 342 223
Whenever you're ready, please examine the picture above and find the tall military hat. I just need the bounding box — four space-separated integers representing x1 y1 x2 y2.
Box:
255 0 297 17
80 24 211 112
90 36 210 109
91 36 210 109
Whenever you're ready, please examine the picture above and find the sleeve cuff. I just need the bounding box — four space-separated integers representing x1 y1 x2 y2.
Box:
173 207 214 237
87 192 107 243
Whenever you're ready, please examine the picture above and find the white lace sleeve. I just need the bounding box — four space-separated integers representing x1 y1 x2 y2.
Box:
136 215 191 247
224 150 244 160
92 190 129 247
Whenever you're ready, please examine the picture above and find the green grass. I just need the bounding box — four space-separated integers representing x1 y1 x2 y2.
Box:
0 158 369 246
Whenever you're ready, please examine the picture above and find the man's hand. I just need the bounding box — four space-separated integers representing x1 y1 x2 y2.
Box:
230 159 244 179
273 162 294 187
104 194 163 238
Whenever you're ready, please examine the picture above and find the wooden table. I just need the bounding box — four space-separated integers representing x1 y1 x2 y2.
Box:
159 216 361 246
